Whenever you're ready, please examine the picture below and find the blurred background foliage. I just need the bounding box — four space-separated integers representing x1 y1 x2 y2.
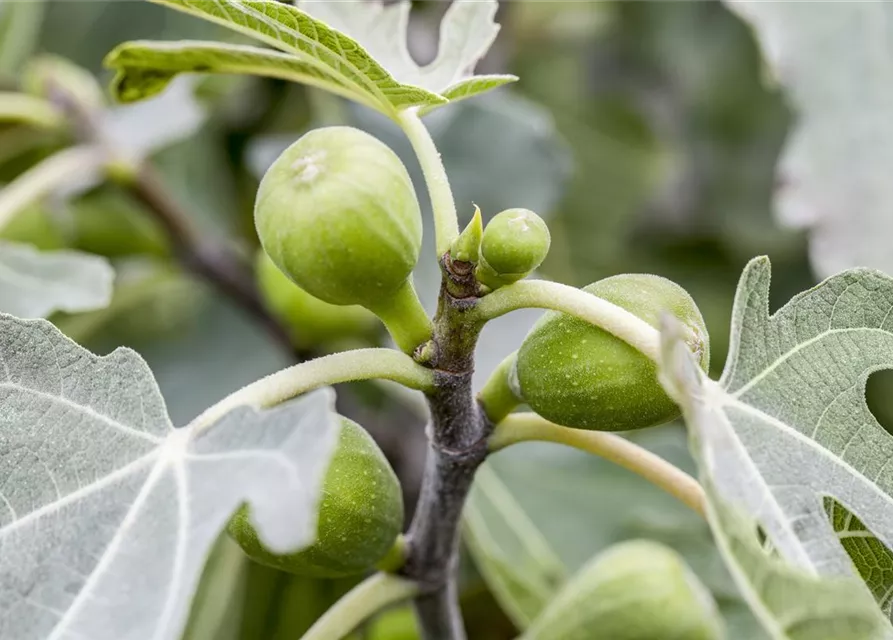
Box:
1 1 884 639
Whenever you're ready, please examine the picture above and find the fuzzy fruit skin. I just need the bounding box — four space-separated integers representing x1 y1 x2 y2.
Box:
478 208 550 289
228 417 404 578
514 274 709 431
254 126 422 308
525 540 723 640
256 251 378 349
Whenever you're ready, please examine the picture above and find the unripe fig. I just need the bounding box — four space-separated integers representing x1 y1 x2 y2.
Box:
514 274 709 431
525 540 723 640
256 251 378 349
477 208 550 289
254 126 421 309
228 417 403 578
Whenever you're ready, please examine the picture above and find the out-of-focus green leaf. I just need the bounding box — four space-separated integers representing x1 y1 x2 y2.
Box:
237 562 360 640
0 240 112 318
181 536 249 640
0 0 45 77
725 2 893 279
0 93 62 129
108 0 445 117
472 428 764 638
464 464 566 629
0 146 106 232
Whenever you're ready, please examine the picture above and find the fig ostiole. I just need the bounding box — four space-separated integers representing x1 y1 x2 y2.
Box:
514 273 709 432
524 540 723 640
476 208 551 290
256 251 379 350
228 416 404 578
254 126 431 353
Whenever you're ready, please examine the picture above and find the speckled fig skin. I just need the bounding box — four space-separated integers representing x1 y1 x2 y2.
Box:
525 540 723 640
254 126 422 308
256 251 378 349
514 274 709 431
228 417 404 578
477 208 550 289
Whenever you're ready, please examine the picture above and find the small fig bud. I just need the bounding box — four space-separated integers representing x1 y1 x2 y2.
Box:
477 208 550 289
525 540 724 640
450 207 483 264
254 126 422 309
256 251 378 349
228 416 404 578
514 274 709 431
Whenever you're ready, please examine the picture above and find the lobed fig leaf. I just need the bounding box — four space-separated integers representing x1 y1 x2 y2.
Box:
228 416 404 578
524 540 724 640
514 274 709 431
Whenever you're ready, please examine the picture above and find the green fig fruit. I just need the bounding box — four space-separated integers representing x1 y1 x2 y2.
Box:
228 416 404 578
256 251 379 349
477 208 550 289
514 274 709 431
254 126 421 308
525 540 724 640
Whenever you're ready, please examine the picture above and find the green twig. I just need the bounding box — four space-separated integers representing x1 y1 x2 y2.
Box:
189 348 435 432
397 109 458 257
301 572 419 640
472 279 663 363
489 413 706 517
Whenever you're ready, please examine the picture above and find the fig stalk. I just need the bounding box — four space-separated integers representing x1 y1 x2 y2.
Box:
489 413 706 517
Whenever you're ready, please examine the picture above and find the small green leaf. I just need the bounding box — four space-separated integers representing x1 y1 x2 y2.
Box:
106 0 445 117
105 40 386 112
660 257 893 637
0 241 113 318
423 75 519 115
463 463 567 629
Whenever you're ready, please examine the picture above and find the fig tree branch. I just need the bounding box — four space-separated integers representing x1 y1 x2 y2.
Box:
189 347 435 432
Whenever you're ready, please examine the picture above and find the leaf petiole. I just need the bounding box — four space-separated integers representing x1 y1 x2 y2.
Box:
188 348 435 432
301 572 418 640
471 279 664 363
397 109 459 257
489 413 706 518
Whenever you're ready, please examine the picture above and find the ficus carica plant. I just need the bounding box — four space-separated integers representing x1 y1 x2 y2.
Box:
4 2 893 640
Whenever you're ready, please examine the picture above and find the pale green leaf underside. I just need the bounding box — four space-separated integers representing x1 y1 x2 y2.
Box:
0 315 340 640
706 483 885 640
0 241 113 318
463 463 567 629
724 3 893 278
110 0 445 116
661 257 893 638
